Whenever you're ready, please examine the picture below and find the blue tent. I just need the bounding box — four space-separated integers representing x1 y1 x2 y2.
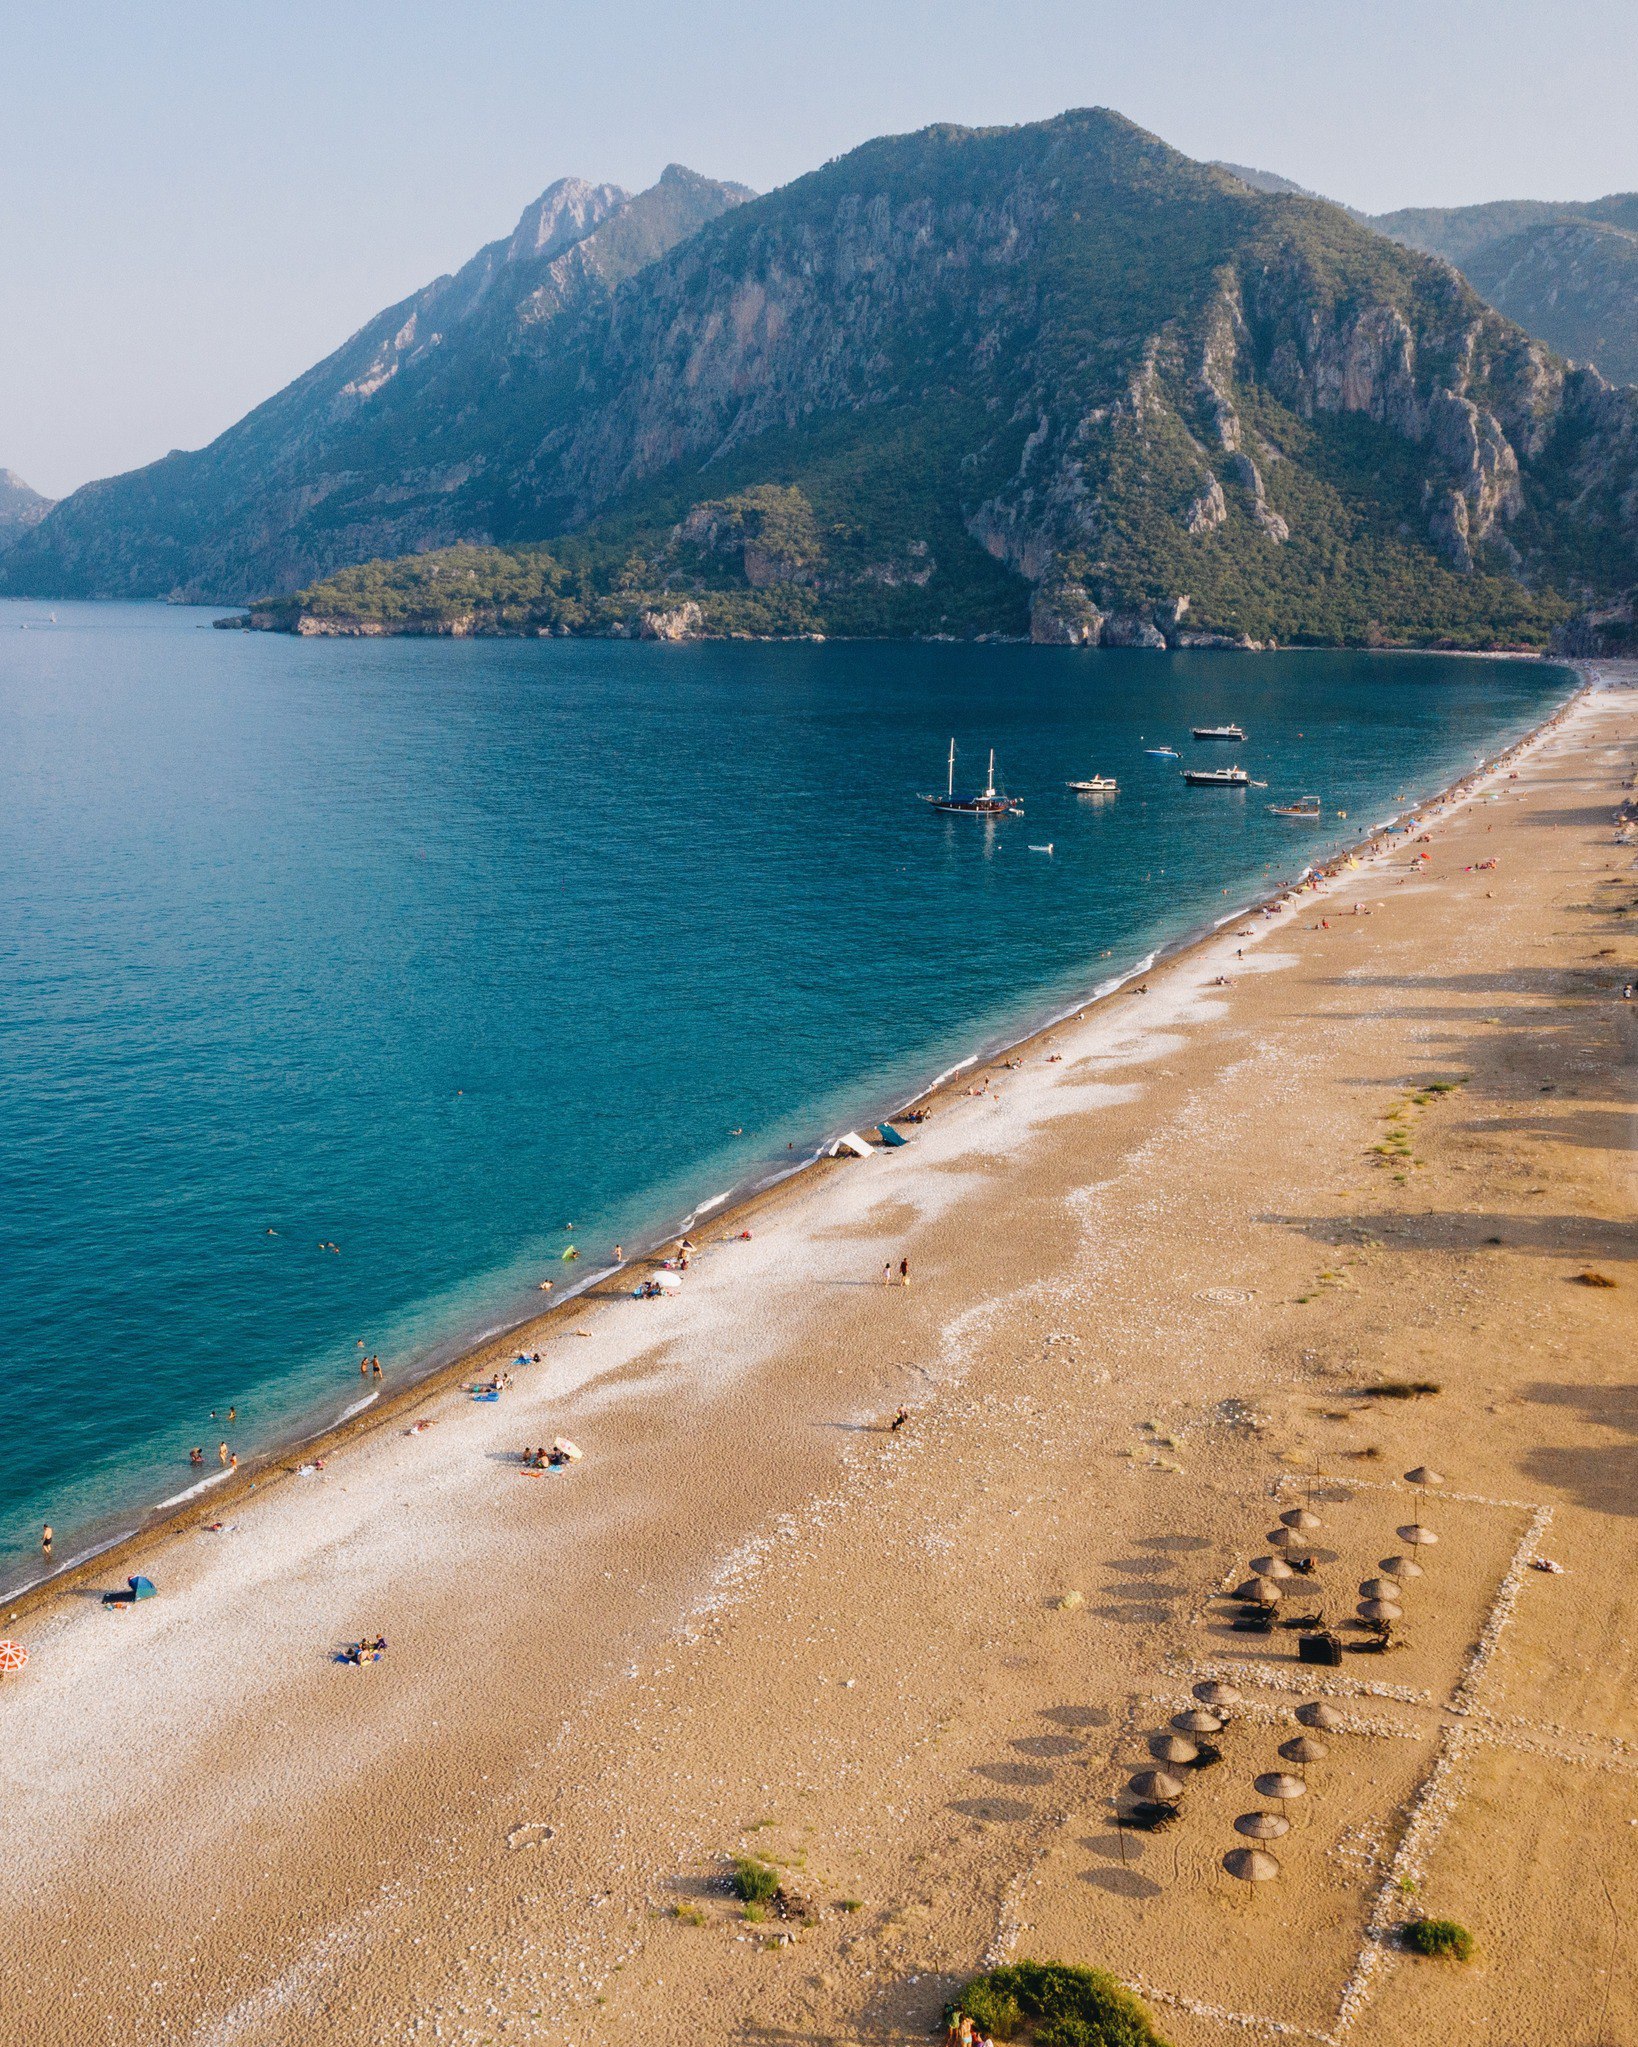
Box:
129 1576 156 1599
878 1123 910 1148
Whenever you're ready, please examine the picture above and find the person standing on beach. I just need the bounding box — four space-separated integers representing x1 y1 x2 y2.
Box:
883 1262 894 1286
899 1258 910 1287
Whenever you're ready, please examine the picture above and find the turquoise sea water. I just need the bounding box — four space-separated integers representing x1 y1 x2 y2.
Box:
0 602 1572 1586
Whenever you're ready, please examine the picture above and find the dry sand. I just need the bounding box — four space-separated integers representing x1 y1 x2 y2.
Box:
4 669 1635 2047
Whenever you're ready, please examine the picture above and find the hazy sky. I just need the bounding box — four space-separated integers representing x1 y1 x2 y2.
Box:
4 0 1635 499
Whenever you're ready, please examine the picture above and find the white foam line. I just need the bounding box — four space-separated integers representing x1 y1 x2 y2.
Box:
337 1391 379 1423
153 1470 233 1510
693 1190 733 1217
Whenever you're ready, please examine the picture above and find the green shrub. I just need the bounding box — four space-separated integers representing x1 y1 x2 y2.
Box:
946 1960 1171 2046
729 1855 780 1906
1403 1917 1475 1962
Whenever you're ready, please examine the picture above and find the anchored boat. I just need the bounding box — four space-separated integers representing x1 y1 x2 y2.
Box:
1182 765 1251 788
923 741 1023 817
1191 724 1246 742
1144 746 1180 759
1067 775 1118 793
1268 794 1322 818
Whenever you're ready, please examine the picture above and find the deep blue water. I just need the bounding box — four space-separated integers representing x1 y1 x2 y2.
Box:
0 602 1571 1583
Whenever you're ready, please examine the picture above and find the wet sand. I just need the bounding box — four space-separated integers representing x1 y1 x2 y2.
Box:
4 668 1634 2047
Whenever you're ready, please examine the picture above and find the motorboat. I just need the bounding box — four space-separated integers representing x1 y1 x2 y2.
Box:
1267 795 1322 818
1066 775 1118 792
1192 724 1246 741
1182 765 1251 788
1144 746 1180 758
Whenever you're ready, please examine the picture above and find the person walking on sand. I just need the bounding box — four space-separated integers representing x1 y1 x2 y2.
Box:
899 1257 910 1287
891 1407 909 1431
883 1262 894 1286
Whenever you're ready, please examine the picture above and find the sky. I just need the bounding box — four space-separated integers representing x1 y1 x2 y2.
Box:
4 0 1636 500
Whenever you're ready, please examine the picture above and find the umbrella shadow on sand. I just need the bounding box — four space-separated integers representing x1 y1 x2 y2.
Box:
1520 1382 1638 1517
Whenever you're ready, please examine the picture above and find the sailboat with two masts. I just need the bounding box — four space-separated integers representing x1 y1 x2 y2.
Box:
922 740 1024 817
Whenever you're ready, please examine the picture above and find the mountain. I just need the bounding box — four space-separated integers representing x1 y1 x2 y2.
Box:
0 165 751 601
1372 194 1638 386
0 469 54 550
9 110 1638 655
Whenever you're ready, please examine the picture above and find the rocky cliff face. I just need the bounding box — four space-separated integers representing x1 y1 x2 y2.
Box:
1371 193 1638 389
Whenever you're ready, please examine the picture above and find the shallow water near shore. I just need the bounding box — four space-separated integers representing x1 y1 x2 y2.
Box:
0 602 1572 1583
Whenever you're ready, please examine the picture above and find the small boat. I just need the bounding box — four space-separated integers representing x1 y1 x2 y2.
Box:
1028 843 1054 854
1192 724 1246 742
1144 746 1180 759
1268 795 1322 819
1066 776 1118 792
1182 765 1251 788
923 741 1023 817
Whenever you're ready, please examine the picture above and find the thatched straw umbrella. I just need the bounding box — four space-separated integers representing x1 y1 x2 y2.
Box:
1233 1811 1289 1840
1297 1701 1345 1733
1380 1555 1424 1582
1194 1680 1242 1710
1127 1769 1186 1803
1280 1507 1323 1531
1223 1847 1281 1883
1150 1734 1201 1766
1268 1526 1317 1555
1250 1554 1296 1580
1254 1771 1307 1809
1398 1524 1439 1549
1234 1577 1282 1605
1360 1577 1403 1601
1174 1708 1225 1735
1279 1735 1329 1778
1404 1466 1445 1499
1358 1597 1402 1624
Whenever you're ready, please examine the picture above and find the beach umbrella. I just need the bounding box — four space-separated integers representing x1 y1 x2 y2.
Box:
1250 1555 1295 1580
1268 1527 1317 1554
1404 1466 1445 1497
1233 1811 1289 1840
1398 1524 1439 1548
1360 1578 1402 1602
1174 1709 1225 1735
1279 1736 1329 1774
1358 1598 1402 1623
1297 1702 1345 1733
1127 1770 1186 1802
1151 1735 1200 1765
1380 1555 1424 1582
1280 1507 1323 1531
1255 1772 1307 1807
1223 1847 1281 1883
1194 1680 1242 1709
0 1640 27 1679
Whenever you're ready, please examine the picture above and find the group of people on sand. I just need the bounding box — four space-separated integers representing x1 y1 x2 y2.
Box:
521 1444 573 1469
343 1635 387 1665
945 2017 996 2047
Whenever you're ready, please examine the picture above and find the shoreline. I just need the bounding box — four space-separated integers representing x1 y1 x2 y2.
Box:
3 664 1631 2046
1 659 1588 1621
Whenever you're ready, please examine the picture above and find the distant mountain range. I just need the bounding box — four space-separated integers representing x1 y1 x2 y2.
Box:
1372 193 1638 389
0 469 54 549
4 112 1636 655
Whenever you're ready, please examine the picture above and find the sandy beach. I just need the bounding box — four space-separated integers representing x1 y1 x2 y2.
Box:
5 664 1635 2047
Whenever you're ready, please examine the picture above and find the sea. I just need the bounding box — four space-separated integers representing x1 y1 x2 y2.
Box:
0 600 1575 1589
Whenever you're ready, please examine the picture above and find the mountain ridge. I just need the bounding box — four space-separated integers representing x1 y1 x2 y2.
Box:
7 110 1637 654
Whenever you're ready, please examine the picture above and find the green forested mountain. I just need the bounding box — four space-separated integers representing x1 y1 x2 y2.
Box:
1373 193 1638 387
9 111 1638 652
